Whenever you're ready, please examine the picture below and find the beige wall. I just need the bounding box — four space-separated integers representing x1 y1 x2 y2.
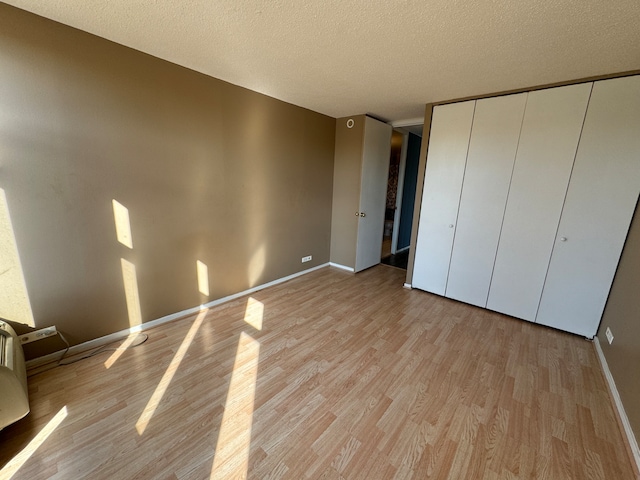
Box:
329 115 365 269
0 4 335 358
598 204 640 447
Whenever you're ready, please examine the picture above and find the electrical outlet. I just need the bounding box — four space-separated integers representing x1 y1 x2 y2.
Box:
19 326 58 345
301 255 312 263
605 327 614 345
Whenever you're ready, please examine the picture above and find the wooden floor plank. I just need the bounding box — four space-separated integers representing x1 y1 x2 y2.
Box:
0 265 636 479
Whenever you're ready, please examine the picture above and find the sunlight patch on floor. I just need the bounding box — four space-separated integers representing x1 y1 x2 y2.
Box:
210 332 260 479
0 406 68 479
104 332 142 369
136 309 208 435
244 297 264 331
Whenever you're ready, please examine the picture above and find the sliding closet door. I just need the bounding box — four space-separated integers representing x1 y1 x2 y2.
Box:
412 101 475 295
445 93 526 307
486 83 592 321
537 76 640 337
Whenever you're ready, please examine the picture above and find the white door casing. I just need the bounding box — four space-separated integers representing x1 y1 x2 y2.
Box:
391 132 409 255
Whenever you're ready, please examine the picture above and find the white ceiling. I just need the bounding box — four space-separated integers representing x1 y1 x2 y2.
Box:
3 0 639 124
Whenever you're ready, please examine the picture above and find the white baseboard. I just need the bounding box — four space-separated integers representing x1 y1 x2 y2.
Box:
27 263 330 374
593 336 640 472
329 262 355 272
403 283 412 289
396 246 410 254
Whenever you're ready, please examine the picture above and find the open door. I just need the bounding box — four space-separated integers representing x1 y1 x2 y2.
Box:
355 117 392 272
380 128 422 271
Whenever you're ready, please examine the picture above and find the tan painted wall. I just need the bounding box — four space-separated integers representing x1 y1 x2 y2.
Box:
329 115 365 269
598 204 640 447
0 4 335 358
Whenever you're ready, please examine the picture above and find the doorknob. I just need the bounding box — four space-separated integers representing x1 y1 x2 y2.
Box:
560 237 567 242
360 212 366 217
355 212 359 216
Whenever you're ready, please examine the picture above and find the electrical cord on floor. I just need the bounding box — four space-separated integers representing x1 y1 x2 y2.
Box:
56 331 149 366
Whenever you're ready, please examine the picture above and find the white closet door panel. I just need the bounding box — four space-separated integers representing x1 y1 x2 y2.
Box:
446 93 527 307
537 76 640 337
487 83 592 321
413 101 475 295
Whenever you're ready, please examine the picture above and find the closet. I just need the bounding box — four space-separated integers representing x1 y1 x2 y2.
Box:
486 83 592 320
411 101 474 295
412 75 640 338
445 93 526 307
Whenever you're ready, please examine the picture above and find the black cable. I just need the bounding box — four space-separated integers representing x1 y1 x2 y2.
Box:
57 331 149 366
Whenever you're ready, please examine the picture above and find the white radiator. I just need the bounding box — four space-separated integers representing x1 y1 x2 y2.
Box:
0 320 29 430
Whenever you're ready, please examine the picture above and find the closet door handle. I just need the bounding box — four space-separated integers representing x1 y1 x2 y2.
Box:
360 212 366 217
560 237 567 242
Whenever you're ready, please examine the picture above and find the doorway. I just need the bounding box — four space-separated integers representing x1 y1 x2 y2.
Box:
381 131 403 259
381 125 423 270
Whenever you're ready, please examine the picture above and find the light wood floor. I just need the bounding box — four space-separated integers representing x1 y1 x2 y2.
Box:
381 236 392 258
1 266 636 479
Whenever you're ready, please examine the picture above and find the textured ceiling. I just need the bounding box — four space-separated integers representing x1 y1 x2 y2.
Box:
3 0 639 123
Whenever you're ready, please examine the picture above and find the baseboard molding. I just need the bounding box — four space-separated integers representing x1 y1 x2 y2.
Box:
329 262 355 272
396 246 410 254
593 336 640 474
27 262 330 374
403 283 412 289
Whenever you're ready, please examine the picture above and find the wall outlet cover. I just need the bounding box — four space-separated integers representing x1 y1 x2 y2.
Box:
302 256 312 263
19 326 58 345
605 327 614 345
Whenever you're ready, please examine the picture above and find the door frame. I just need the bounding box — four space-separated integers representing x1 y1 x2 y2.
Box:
391 131 409 254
